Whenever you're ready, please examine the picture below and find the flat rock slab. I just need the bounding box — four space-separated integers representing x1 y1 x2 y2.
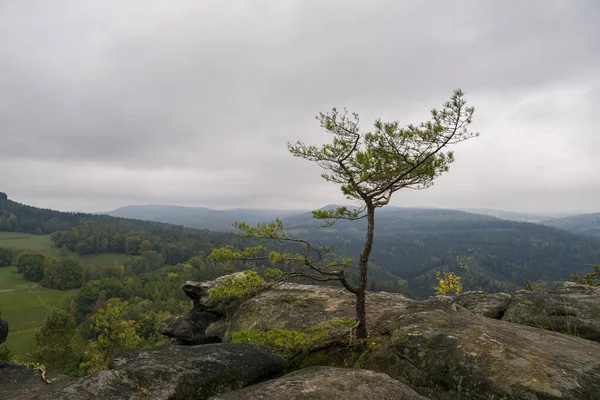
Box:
503 284 600 342
170 277 415 348
38 343 286 400
0 362 74 400
224 283 414 339
209 366 430 400
370 297 600 399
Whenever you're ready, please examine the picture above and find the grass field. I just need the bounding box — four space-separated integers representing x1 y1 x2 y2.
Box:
0 232 57 256
0 284 78 359
0 232 132 358
0 232 131 268
0 266 30 291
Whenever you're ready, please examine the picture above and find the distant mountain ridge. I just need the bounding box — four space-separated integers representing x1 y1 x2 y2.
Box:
106 204 307 232
541 213 600 237
106 204 584 229
456 208 577 223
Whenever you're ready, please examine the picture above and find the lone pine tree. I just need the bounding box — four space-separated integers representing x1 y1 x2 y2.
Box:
212 89 478 340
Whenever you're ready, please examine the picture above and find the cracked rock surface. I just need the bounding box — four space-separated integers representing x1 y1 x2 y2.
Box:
209 366 430 400
37 343 286 400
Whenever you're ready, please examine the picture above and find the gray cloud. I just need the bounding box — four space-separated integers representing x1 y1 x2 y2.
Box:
1 0 599 213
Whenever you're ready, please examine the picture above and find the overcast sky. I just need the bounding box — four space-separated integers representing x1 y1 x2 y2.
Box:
1 0 598 213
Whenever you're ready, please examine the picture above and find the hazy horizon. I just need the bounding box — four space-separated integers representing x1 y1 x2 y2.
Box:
2 1 599 214
1 191 590 217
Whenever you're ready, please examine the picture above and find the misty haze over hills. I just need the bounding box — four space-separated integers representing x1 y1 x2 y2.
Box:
105 204 583 232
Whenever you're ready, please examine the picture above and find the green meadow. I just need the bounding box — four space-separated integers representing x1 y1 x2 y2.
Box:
0 284 77 357
0 232 132 358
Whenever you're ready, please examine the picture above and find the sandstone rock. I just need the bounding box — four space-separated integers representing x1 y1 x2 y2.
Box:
209 366 430 400
39 343 286 400
159 309 223 344
183 272 249 314
222 282 415 355
173 275 414 349
163 276 600 398
0 361 74 400
216 281 600 398
368 296 600 399
451 291 512 318
502 284 600 342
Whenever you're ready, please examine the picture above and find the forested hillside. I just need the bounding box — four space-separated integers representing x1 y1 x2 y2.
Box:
541 213 600 237
4 193 600 296
1 193 235 265
0 194 405 294
283 207 600 295
103 203 600 296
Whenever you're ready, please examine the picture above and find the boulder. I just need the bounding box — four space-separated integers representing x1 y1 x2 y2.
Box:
367 296 600 399
450 291 512 319
209 366 430 400
222 283 415 356
162 276 600 398
502 284 600 342
159 273 261 344
206 280 600 398
0 313 7 344
159 309 223 345
172 275 415 348
39 343 286 400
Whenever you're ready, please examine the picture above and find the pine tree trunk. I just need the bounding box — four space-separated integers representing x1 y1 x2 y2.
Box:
355 205 375 340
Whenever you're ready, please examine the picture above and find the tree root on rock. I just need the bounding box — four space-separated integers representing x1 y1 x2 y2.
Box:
36 367 52 384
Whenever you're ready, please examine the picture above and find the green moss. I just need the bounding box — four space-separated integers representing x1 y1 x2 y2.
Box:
231 321 349 357
327 318 356 328
231 329 313 355
208 271 264 302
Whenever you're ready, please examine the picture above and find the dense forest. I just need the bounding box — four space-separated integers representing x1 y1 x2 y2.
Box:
0 194 405 294
104 203 600 295
283 208 600 294
0 193 246 265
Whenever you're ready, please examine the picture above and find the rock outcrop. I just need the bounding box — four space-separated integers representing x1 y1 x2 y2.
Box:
4 274 600 399
502 284 600 342
368 296 600 399
222 283 414 348
164 275 600 399
165 276 415 352
451 285 600 344
38 343 286 400
159 309 223 345
209 366 430 400
183 272 250 315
